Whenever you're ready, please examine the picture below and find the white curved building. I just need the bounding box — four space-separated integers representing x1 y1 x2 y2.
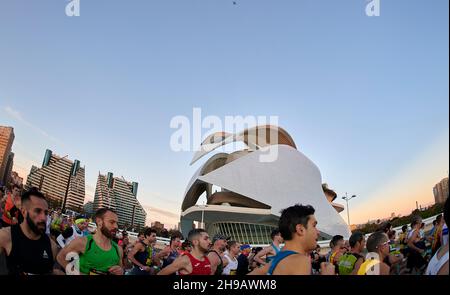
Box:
180 126 351 244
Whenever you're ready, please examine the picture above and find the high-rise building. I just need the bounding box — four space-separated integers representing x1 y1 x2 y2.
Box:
25 149 85 211
93 172 146 228
0 126 15 187
83 201 94 217
433 177 449 204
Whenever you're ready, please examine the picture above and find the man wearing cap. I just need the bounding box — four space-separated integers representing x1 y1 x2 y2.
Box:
207 234 230 275
237 244 252 275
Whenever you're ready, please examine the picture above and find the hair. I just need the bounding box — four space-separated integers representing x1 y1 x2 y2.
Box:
436 214 443 224
270 229 280 240
181 240 191 250
349 232 364 248
433 220 437 226
388 230 396 240
330 235 344 248
187 228 207 243
278 204 315 241
366 231 388 253
144 227 157 237
402 225 408 232
21 187 46 205
444 197 449 227
170 234 182 245
12 183 22 190
411 215 422 228
94 208 116 222
227 240 238 250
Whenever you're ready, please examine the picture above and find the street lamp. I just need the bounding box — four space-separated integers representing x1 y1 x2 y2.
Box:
342 193 356 226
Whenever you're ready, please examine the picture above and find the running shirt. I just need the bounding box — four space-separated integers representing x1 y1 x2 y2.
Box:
266 243 281 263
79 234 121 275
338 252 364 275
357 257 382 275
6 224 54 275
133 241 150 267
162 248 179 269
426 249 449 275
266 250 299 275
180 253 211 275
222 253 238 275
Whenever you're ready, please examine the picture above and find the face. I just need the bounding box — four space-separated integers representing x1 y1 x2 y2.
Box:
358 237 366 252
146 232 157 244
231 243 241 255
377 234 390 256
274 233 284 244
22 196 49 235
97 211 118 239
193 232 211 253
78 221 88 231
138 234 144 241
171 238 181 249
297 215 320 252
12 187 20 198
215 239 227 251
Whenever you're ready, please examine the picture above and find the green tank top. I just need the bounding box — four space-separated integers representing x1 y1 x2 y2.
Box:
79 235 120 275
338 253 363 275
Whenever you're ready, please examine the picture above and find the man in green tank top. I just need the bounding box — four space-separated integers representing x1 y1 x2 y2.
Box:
57 208 123 275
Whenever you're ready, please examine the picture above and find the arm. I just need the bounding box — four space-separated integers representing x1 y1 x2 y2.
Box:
380 262 391 275
56 236 86 272
157 255 189 275
253 247 271 265
247 263 270 275
127 243 148 270
0 228 11 255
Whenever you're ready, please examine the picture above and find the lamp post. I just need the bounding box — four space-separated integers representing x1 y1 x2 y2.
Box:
342 193 356 226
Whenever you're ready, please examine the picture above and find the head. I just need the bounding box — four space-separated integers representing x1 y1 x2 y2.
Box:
240 244 251 256
138 231 145 242
75 218 88 231
20 188 48 235
349 232 366 253
411 215 422 230
388 230 396 241
181 240 192 252
330 235 345 252
188 229 211 254
12 184 22 208
212 234 229 252
94 208 118 239
144 228 157 244
278 204 318 252
401 225 408 233
170 235 182 249
227 241 241 256
366 231 390 257
271 229 283 244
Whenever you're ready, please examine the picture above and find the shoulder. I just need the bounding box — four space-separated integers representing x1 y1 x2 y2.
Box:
0 227 11 246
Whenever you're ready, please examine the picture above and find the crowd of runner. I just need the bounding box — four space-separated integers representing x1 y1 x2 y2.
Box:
0 185 448 275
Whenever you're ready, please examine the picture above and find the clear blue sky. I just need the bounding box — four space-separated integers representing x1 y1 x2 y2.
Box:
1 0 448 227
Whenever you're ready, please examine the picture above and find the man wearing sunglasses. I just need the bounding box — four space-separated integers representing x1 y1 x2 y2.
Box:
358 231 390 275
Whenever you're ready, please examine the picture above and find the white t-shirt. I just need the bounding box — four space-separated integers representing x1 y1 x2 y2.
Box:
222 253 238 275
56 224 83 248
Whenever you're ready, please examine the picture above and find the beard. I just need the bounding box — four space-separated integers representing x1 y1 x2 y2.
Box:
100 225 116 239
26 214 46 235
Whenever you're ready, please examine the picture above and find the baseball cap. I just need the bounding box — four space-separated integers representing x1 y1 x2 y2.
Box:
212 234 230 243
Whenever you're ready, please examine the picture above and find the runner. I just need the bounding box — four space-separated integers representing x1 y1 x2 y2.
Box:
1 184 23 227
56 208 124 275
222 241 240 275
56 217 88 248
253 229 283 266
127 228 158 275
248 204 335 275
237 244 251 275
157 228 212 275
0 187 60 275
431 215 443 255
426 198 449 275
207 234 230 275
338 232 366 275
406 215 427 274
327 234 346 273
357 231 391 275
161 234 182 269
